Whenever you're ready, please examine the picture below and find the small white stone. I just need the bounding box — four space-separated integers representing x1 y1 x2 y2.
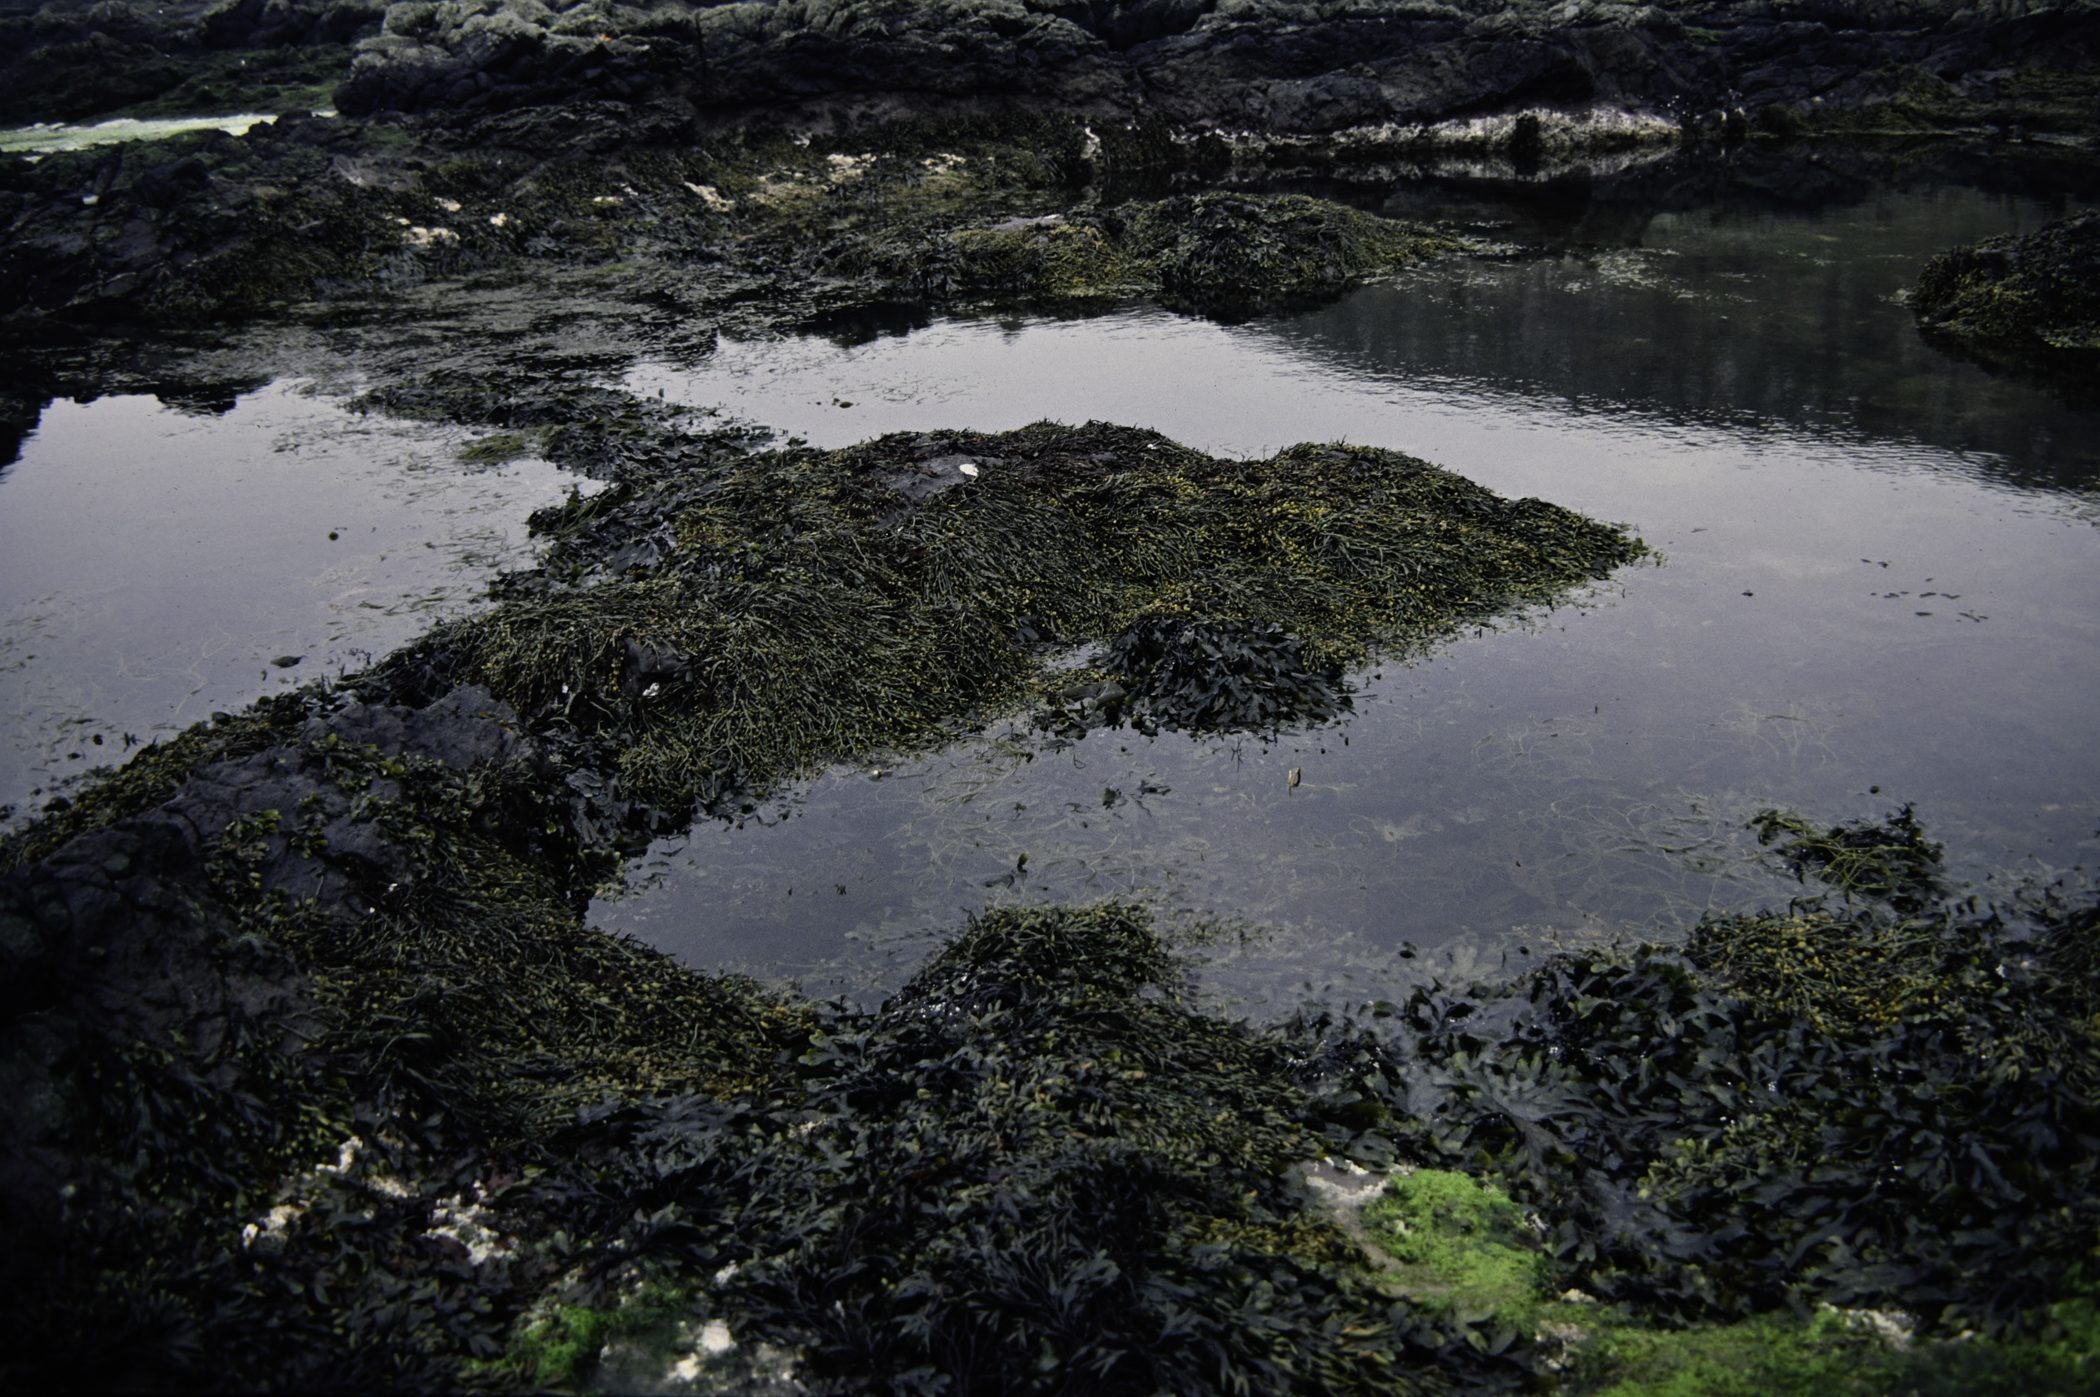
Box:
958 463 980 478
698 1319 735 1355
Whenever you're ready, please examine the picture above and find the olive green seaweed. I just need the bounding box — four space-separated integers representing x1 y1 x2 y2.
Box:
369 417 1642 816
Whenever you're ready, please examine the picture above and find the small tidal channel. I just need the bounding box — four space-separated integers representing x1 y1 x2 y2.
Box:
597 178 2100 1009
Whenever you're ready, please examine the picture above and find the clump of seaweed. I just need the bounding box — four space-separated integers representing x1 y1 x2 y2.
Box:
483 904 1533 1395
862 193 1476 318
361 416 1641 817
1122 193 1474 318
1299 807 2100 1340
1040 616 1351 739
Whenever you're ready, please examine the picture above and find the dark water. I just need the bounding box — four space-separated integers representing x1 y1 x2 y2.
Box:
598 180 2100 1010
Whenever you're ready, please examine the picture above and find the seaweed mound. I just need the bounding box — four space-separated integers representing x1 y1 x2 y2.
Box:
1303 808 2100 1339
877 195 1474 318
532 904 1520 1395
1912 213 2100 393
363 416 1640 815
1123 193 1468 318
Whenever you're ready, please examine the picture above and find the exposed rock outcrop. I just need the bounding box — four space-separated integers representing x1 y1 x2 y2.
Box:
328 0 2100 146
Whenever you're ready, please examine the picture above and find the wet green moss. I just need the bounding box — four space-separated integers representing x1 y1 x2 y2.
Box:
1575 1295 2100 1397
1363 1170 1548 1322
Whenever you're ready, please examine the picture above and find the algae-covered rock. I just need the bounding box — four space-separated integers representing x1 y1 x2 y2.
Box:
1123 191 1472 316
1912 213 2100 395
359 415 1641 812
1310 806 2100 1339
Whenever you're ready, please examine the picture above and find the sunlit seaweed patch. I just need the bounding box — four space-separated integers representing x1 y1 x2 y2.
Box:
363 416 1642 817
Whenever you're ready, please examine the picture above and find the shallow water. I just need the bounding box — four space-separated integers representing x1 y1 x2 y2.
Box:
0 113 284 155
599 180 2100 1009
0 384 581 819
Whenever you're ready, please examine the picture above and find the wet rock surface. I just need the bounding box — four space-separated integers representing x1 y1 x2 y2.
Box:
324 0 2100 148
0 687 532 1234
2 0 2095 327
0 0 377 126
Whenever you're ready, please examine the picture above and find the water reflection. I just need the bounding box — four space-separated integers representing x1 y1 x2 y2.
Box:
0 384 584 819
1297 182 2099 488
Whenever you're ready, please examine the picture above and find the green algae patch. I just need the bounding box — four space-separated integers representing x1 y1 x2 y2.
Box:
366 417 1642 815
1576 1295 2100 1397
1577 1309 1913 1397
1364 1170 1548 1322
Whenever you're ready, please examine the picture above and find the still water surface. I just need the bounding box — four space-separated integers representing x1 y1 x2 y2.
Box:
601 181 2100 1009
0 385 579 817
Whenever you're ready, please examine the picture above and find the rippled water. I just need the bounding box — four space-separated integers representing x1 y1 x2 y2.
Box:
0 384 582 819
599 180 2100 1008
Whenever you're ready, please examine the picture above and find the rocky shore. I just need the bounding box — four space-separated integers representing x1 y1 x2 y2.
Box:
3 0 2099 1390
3 0 2097 329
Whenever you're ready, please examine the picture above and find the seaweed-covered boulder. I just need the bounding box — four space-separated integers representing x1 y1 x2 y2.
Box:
1122 191 1469 317
1912 213 2100 392
864 194 1472 314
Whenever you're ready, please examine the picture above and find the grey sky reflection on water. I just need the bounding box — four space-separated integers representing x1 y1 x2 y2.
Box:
604 184 2100 1008
0 386 581 817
